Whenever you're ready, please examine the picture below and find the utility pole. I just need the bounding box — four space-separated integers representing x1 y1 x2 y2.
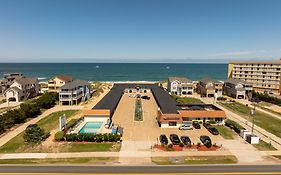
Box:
251 102 256 134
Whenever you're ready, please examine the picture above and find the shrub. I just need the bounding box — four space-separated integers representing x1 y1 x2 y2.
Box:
253 91 281 105
66 133 78 142
197 142 201 147
186 143 192 148
208 120 217 124
36 92 58 109
23 125 50 143
179 142 184 147
168 144 173 148
20 103 41 118
204 140 212 148
66 118 82 131
54 131 65 141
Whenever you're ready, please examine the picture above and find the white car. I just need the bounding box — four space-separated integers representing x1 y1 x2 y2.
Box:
179 124 193 130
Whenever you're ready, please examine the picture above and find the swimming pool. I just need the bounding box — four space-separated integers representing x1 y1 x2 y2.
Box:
79 122 103 134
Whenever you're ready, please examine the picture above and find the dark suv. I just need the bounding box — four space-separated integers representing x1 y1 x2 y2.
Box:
208 127 219 135
203 122 211 129
193 122 201 129
180 136 191 145
169 134 181 145
159 134 168 145
200 135 212 147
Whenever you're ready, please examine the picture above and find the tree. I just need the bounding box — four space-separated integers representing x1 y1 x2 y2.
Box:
0 116 6 134
23 125 50 143
20 103 41 118
10 109 25 124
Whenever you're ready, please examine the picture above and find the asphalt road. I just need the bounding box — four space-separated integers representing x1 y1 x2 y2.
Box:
0 165 281 174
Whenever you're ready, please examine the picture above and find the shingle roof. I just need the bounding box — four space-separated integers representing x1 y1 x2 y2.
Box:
226 78 252 85
14 77 38 85
168 77 193 83
200 78 221 84
60 79 89 90
55 75 73 82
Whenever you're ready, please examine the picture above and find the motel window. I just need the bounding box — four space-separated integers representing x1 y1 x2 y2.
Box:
168 122 177 126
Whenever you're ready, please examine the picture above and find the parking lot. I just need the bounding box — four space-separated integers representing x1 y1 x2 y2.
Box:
112 92 224 146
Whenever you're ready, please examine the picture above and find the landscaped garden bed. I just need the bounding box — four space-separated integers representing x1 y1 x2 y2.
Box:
134 97 143 121
153 143 221 151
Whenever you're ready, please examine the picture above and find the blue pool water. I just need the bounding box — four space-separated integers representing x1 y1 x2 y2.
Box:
79 122 103 134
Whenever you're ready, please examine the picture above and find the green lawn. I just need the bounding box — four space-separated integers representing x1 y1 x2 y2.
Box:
256 104 281 116
171 95 204 104
0 157 117 164
0 110 79 153
152 156 237 165
253 140 277 151
213 126 235 139
219 102 281 138
60 142 120 152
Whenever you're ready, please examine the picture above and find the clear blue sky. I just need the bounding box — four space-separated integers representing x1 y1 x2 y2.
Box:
0 0 281 63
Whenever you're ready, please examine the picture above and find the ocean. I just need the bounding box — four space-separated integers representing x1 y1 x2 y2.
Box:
0 63 227 82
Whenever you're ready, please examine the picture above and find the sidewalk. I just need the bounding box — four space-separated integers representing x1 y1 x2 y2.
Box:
0 150 233 160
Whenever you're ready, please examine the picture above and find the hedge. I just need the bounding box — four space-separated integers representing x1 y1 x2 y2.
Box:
56 132 121 142
253 91 281 105
65 118 83 131
0 92 58 135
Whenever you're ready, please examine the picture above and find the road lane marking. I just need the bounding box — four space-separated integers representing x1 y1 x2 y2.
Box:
0 173 281 175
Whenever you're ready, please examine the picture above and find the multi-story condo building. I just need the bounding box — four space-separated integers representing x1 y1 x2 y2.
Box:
228 59 281 94
4 77 39 102
167 77 194 96
48 75 73 93
59 79 91 105
224 78 253 99
197 78 223 98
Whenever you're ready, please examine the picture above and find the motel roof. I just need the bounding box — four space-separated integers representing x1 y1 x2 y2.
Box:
93 83 179 117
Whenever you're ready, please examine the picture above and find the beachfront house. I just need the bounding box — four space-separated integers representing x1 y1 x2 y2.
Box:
0 73 23 93
4 77 39 102
223 78 253 99
59 79 91 105
197 78 223 98
167 77 194 96
48 75 73 93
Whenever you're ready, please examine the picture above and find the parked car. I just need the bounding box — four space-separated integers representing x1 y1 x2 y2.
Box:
192 122 201 129
180 136 191 145
200 135 212 147
159 134 168 145
179 124 193 130
141 96 150 100
208 127 219 135
203 122 211 129
217 97 227 101
169 134 181 145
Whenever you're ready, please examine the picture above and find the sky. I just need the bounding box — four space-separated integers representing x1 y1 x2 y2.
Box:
0 0 281 63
